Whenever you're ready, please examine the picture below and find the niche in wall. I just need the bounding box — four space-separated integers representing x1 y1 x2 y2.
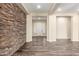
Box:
56 16 71 40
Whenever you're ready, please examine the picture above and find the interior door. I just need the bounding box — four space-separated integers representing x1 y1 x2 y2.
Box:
56 16 71 39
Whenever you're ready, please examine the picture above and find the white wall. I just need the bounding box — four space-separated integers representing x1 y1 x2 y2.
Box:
56 16 71 39
48 13 79 42
71 14 79 41
26 14 47 42
32 20 46 36
26 13 79 42
26 15 32 42
47 15 56 42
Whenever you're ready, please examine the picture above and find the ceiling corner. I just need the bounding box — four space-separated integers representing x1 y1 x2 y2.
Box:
21 3 31 14
48 3 59 15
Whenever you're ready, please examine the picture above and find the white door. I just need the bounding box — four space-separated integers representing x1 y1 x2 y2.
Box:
56 16 71 39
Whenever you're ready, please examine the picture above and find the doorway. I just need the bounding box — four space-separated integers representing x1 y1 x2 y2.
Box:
56 16 71 40
32 16 47 46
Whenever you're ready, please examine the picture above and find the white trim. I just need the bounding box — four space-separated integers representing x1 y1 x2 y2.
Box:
32 13 48 16
48 3 56 14
21 3 31 14
54 13 79 41
16 3 28 14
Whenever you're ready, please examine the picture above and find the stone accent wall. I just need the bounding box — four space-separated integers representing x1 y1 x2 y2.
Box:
0 3 26 56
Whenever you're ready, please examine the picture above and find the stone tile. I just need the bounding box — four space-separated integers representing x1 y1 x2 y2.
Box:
13 39 79 56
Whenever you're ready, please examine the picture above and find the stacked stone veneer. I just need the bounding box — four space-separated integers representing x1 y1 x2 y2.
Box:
0 3 26 56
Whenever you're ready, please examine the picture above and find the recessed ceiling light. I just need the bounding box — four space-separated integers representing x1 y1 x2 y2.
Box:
77 9 79 11
38 17 41 20
37 5 41 9
56 8 62 11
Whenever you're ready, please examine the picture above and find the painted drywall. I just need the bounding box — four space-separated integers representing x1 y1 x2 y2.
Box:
56 16 71 39
47 15 56 42
26 13 79 42
71 14 79 41
26 15 32 42
32 20 47 36
48 13 79 42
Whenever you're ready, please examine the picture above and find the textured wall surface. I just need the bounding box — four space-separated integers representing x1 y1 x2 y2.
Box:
0 3 26 56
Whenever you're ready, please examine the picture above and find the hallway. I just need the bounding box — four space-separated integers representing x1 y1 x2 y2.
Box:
0 3 79 56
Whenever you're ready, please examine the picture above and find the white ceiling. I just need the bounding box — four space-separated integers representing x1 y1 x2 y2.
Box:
54 3 79 13
23 3 52 13
23 3 79 14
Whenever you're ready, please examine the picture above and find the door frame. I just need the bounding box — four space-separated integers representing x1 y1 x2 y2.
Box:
48 13 79 42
